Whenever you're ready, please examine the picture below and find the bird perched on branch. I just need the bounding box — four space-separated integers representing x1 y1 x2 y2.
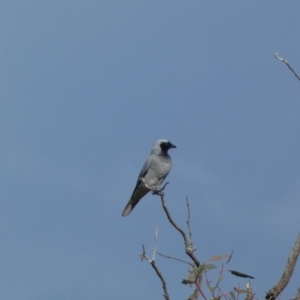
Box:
122 139 176 217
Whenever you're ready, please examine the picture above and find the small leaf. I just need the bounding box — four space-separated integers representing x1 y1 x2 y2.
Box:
218 274 223 282
229 291 236 300
234 287 248 294
206 282 216 293
188 271 196 282
229 270 255 279
226 250 234 264
182 279 194 285
209 255 230 261
203 263 216 270
192 266 203 276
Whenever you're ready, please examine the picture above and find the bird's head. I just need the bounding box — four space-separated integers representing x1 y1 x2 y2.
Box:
152 139 176 155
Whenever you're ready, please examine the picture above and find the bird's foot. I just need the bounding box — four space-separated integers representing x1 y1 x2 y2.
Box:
152 182 169 195
139 178 169 195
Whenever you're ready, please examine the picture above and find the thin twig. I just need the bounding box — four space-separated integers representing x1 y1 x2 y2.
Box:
217 285 231 300
292 286 300 300
195 278 207 300
203 266 215 297
141 244 170 300
246 281 255 300
214 263 225 297
160 191 188 245
156 251 194 266
152 224 158 261
265 233 300 300
275 53 300 81
186 197 194 248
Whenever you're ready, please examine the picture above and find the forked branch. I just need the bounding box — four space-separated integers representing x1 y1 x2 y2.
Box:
159 191 200 267
141 240 170 300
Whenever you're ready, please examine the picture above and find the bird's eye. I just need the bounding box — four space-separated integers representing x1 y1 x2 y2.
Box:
160 142 169 151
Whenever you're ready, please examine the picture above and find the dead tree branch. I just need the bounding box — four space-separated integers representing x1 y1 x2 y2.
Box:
159 191 200 267
155 251 194 267
141 239 170 300
186 197 194 248
265 233 300 300
275 53 300 81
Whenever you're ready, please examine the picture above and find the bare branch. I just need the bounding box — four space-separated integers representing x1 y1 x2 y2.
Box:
156 251 194 266
265 233 300 300
141 244 170 300
152 224 158 261
186 197 194 248
159 191 201 267
275 53 300 81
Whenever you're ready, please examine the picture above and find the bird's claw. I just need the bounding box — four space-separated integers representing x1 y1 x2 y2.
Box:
139 178 169 195
152 182 169 195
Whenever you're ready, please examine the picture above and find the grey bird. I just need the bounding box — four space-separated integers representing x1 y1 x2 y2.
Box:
122 139 176 217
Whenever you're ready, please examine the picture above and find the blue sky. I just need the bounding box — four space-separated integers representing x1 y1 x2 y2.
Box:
1 1 300 299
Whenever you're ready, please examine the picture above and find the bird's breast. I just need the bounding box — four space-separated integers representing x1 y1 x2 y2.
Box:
145 156 171 188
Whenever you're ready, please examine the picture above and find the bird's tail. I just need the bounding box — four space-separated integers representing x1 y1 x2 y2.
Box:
122 186 149 217
122 202 134 217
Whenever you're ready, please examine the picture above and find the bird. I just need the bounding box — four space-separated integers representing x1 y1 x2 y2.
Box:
122 139 176 217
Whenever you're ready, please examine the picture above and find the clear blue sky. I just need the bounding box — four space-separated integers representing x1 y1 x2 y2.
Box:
1 2 300 299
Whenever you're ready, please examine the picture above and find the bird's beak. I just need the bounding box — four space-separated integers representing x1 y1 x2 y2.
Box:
169 142 176 149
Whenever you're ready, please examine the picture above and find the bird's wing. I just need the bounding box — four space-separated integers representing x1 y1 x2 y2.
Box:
121 183 149 216
133 155 153 191
121 156 153 217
